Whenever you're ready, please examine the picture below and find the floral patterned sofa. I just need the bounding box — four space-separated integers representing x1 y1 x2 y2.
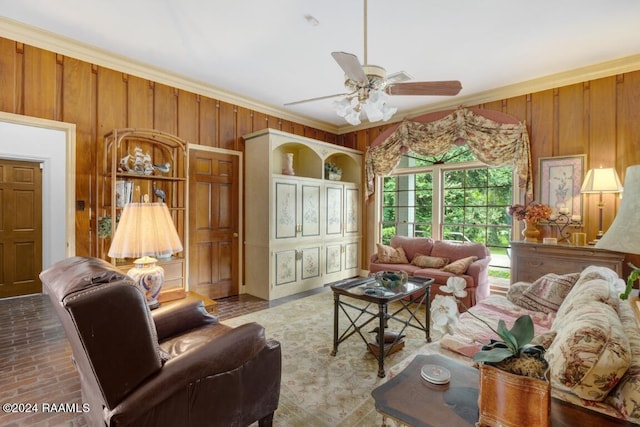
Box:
369 236 491 307
434 266 640 423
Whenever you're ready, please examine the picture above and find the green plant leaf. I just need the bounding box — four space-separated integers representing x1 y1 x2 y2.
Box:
496 319 518 353
510 315 534 350
473 347 514 363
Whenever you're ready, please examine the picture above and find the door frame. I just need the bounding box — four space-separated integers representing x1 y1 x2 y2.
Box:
186 144 243 292
0 112 76 271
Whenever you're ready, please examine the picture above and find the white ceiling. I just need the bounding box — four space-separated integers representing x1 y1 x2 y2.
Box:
1 0 640 131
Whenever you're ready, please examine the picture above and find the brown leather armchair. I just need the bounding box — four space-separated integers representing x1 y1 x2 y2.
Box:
40 256 281 427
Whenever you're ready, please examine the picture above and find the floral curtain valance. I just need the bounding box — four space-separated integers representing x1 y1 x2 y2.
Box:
365 107 533 199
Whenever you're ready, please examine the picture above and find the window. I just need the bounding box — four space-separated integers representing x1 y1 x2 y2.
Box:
379 147 514 264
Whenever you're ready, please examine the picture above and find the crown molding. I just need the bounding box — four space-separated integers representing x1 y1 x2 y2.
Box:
3 17 639 136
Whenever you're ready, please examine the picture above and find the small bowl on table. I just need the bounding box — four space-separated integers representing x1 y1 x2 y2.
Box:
371 270 409 289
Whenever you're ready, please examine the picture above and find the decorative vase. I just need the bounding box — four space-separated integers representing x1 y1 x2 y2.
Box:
282 153 295 175
478 363 550 427
522 220 540 243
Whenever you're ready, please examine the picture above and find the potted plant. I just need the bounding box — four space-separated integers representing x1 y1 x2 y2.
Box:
432 278 550 427
621 262 640 300
324 162 342 180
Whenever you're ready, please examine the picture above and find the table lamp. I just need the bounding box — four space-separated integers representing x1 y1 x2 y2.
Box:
580 167 623 243
108 201 183 309
596 165 640 299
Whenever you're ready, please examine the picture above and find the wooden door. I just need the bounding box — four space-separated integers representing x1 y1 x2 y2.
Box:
0 159 43 298
188 149 239 299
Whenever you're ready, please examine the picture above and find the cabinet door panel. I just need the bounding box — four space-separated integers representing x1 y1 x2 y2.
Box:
301 246 321 279
345 187 359 234
345 242 359 270
275 181 297 239
301 184 321 237
326 186 343 235
274 249 297 286
325 244 342 274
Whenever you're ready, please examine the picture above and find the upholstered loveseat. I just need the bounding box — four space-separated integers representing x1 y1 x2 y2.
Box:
369 236 491 307
434 266 640 423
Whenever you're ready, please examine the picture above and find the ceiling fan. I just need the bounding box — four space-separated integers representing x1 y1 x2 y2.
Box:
285 0 462 125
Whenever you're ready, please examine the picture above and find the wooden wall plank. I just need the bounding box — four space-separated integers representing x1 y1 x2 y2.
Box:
127 75 153 128
617 73 640 173
177 90 199 144
557 83 586 156
62 57 94 256
153 83 178 135
218 101 236 150
0 39 17 112
23 45 57 119
198 97 218 147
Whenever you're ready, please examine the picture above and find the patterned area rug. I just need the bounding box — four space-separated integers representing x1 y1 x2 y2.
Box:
223 290 443 426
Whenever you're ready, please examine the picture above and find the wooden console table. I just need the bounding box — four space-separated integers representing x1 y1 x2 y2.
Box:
510 241 625 284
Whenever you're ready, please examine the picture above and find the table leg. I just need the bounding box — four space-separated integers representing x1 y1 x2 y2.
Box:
425 285 431 342
377 302 386 378
331 292 339 356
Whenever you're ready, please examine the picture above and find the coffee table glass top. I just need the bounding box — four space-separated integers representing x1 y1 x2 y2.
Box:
330 276 432 301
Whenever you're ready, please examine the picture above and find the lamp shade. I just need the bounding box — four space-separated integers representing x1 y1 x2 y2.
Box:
580 167 623 193
108 202 183 259
595 165 640 254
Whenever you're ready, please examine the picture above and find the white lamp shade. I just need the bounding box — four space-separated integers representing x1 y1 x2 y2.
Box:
108 202 183 259
596 165 640 254
580 167 623 193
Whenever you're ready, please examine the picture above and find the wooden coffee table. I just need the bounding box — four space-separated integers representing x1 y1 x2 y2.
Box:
372 354 635 427
330 276 433 378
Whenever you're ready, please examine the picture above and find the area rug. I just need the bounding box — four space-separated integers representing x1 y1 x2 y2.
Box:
222 289 443 426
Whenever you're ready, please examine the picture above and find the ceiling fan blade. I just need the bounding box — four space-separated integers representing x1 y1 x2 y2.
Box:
331 51 367 83
284 92 350 106
385 80 462 96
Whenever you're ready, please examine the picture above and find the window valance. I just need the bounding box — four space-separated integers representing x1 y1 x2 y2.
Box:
365 107 532 199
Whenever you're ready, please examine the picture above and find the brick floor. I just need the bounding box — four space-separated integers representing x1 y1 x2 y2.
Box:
0 288 326 427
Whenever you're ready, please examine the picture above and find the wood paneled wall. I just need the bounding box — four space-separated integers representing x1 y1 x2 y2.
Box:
1 36 639 274
0 37 348 257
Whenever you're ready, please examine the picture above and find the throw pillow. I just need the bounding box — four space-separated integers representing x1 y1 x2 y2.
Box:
411 253 449 268
516 272 580 314
441 256 477 274
376 243 409 264
506 281 531 305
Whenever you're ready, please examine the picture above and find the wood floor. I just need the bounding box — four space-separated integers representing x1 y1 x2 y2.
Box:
0 288 327 427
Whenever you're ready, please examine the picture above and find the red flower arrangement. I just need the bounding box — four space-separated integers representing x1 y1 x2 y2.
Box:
508 202 552 223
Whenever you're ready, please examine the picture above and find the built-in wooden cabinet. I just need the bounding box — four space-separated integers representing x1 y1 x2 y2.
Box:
510 241 625 284
243 128 362 300
97 128 188 294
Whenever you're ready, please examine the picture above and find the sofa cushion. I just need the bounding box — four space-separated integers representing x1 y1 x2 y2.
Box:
411 253 449 268
390 236 434 261
431 240 487 262
514 272 580 314
376 243 409 264
442 256 478 274
546 300 631 401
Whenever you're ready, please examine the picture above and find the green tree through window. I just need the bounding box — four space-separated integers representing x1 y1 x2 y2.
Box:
379 146 513 259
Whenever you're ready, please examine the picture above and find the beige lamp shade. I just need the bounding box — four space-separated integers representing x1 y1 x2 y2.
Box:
108 202 183 259
580 167 623 193
596 165 640 255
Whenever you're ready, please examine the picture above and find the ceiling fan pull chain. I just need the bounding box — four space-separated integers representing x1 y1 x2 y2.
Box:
363 0 368 65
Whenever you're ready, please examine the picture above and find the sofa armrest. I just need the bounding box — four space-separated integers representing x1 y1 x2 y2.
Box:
106 322 281 425
152 298 219 341
467 256 491 303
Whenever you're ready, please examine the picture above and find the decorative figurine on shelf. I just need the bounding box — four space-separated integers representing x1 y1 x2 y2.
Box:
153 182 166 203
131 146 155 175
119 154 132 172
153 162 171 174
282 153 295 175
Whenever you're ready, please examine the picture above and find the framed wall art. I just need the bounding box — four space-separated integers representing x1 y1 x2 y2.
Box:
538 154 586 217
